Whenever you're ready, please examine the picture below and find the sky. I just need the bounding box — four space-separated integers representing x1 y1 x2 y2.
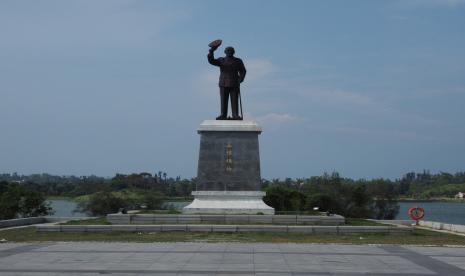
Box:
1 0 465 180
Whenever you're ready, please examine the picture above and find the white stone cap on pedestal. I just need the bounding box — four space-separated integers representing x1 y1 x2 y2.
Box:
192 191 266 197
198 120 262 133
184 190 274 214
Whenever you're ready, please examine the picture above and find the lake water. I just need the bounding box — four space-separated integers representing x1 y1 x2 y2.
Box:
162 201 190 210
45 199 191 217
397 201 465 225
46 199 88 217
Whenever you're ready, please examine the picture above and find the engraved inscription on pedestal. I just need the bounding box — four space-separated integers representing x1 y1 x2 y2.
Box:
225 143 233 172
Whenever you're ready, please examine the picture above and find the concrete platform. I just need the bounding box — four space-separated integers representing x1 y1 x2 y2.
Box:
107 213 345 225
1 242 464 275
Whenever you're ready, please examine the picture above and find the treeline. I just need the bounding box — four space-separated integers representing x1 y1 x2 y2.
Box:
263 173 398 219
2 170 465 200
397 171 465 198
0 172 195 218
0 172 195 198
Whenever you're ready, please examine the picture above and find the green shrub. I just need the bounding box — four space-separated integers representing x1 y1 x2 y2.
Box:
0 181 53 219
143 191 163 210
77 191 128 216
264 186 306 212
305 193 340 213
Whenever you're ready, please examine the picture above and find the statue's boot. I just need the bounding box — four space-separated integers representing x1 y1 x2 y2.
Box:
216 115 227 120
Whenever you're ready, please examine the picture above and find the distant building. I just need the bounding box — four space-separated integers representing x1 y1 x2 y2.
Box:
455 192 464 199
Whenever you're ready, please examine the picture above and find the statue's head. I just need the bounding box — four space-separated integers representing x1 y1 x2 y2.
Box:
224 46 235 57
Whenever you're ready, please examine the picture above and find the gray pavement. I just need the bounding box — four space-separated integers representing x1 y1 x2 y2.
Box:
0 242 465 275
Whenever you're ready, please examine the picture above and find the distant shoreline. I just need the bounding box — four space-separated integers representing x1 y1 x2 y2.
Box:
46 196 75 201
398 198 464 203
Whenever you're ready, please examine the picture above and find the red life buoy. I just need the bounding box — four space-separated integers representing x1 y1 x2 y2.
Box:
408 207 425 220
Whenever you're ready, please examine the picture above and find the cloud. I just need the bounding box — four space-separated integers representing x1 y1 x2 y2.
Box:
299 89 377 107
293 86 443 127
244 58 277 82
0 0 189 52
397 0 465 8
317 125 435 142
250 113 298 128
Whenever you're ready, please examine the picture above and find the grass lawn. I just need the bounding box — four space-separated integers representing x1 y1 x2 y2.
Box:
60 217 110 225
274 211 321 215
345 218 387 226
1 227 464 245
162 197 194 201
137 209 182 214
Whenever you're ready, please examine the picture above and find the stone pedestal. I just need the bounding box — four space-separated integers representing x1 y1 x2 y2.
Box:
183 120 274 214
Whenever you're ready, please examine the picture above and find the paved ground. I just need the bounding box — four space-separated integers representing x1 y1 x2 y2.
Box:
1 242 465 275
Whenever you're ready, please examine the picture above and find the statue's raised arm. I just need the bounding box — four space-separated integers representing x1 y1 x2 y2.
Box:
207 39 222 67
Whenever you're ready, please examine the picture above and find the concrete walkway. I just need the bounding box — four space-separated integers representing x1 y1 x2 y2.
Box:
1 242 465 275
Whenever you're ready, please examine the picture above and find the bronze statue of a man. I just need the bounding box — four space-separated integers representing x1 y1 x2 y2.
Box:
208 42 246 120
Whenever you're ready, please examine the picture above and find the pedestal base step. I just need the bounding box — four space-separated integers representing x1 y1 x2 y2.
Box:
182 191 274 215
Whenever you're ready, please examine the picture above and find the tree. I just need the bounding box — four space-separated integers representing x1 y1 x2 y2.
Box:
367 179 399 219
0 182 53 220
77 191 128 216
264 186 306 212
306 193 341 213
345 184 373 218
143 191 163 210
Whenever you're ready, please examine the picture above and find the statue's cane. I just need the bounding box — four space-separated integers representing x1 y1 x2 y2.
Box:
239 91 243 120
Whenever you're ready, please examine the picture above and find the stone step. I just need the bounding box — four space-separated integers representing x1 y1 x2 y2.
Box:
107 214 345 225
36 224 411 234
